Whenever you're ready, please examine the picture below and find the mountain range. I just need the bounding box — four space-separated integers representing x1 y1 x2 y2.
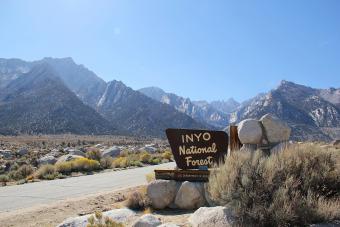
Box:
0 57 339 141
138 87 239 128
0 58 205 137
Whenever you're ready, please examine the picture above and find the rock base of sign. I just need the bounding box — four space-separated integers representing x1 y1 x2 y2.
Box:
147 180 209 210
189 206 236 227
237 114 291 154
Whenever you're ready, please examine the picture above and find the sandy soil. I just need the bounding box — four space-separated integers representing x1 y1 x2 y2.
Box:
0 186 191 227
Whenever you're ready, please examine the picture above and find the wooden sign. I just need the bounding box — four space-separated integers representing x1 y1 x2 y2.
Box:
166 128 228 169
155 169 210 182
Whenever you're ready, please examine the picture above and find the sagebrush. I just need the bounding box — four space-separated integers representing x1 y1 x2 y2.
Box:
208 144 340 226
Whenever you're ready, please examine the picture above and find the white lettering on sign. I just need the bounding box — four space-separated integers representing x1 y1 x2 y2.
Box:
181 132 211 143
185 156 214 167
179 143 217 156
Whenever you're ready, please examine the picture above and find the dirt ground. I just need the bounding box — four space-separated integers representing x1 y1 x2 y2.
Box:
0 186 192 227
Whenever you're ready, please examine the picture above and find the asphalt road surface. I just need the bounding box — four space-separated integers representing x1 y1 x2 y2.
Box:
0 162 175 213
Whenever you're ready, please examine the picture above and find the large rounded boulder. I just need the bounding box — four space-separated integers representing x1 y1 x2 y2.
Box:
189 206 235 227
237 119 263 144
147 180 178 209
56 154 83 164
101 146 121 158
38 155 58 165
174 181 206 210
260 114 291 143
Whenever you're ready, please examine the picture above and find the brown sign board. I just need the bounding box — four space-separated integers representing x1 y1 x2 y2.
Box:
166 128 228 170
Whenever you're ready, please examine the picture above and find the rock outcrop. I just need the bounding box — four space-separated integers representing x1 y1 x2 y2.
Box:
101 146 121 158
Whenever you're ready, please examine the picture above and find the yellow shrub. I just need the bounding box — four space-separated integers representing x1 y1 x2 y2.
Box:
72 158 100 172
145 172 155 183
56 158 100 174
161 151 172 160
55 161 73 174
139 152 151 163
112 157 128 168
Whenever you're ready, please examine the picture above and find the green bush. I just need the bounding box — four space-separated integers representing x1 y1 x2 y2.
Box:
208 144 340 226
150 158 161 165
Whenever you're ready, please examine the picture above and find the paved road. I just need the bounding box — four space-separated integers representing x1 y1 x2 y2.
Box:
0 162 175 213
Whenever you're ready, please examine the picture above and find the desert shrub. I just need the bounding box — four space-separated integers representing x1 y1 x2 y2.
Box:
150 158 161 165
125 188 151 210
112 157 128 168
9 164 34 180
87 211 124 227
100 157 113 169
128 160 143 167
35 164 58 180
161 151 172 160
208 144 340 226
139 152 151 163
119 149 129 157
145 172 155 183
55 161 73 174
86 149 102 161
0 174 9 186
56 158 100 174
9 162 19 171
72 158 100 172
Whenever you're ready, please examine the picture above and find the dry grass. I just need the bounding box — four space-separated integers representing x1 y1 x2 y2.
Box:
208 144 340 226
86 149 102 161
145 172 155 183
87 211 124 227
125 187 151 211
100 157 114 169
56 158 100 174
35 164 59 180
9 164 34 180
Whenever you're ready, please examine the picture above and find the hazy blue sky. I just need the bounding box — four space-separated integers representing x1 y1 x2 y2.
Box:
1 0 339 102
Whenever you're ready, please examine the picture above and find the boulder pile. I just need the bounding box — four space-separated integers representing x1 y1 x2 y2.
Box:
147 180 208 210
237 114 291 153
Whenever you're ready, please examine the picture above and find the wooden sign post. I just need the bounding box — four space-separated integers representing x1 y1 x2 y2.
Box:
229 125 242 153
155 128 229 182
